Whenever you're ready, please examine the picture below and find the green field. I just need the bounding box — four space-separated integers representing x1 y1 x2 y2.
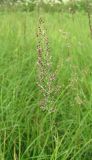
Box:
0 11 92 160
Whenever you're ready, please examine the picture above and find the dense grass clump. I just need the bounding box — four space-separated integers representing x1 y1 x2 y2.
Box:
0 11 92 160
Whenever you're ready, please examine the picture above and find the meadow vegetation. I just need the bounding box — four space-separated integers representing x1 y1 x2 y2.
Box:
0 2 92 160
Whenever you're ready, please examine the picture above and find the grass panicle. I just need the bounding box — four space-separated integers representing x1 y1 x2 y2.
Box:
36 17 60 112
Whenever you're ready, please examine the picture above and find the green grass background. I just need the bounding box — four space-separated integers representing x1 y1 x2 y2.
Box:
0 11 92 159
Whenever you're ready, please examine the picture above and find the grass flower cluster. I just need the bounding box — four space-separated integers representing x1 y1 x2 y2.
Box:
36 17 60 112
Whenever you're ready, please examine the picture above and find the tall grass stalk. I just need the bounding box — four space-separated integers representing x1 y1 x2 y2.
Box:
36 17 59 112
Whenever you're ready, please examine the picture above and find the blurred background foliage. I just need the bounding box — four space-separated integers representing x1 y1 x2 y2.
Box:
0 0 92 13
